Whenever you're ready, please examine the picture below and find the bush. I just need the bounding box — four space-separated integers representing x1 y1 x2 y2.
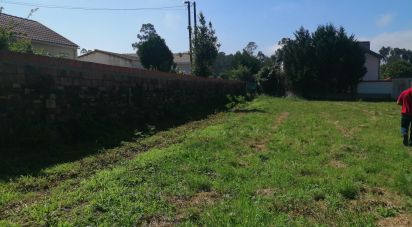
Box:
256 65 285 96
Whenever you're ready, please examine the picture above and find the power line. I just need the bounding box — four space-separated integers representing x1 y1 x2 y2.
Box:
0 0 185 11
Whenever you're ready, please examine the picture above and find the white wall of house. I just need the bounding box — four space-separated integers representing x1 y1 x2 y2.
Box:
362 53 380 81
78 52 142 68
32 41 78 59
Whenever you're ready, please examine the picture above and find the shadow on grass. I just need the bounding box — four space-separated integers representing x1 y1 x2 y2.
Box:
232 108 267 114
0 112 217 181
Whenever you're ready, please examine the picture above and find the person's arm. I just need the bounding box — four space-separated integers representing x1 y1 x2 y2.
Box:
397 94 403 105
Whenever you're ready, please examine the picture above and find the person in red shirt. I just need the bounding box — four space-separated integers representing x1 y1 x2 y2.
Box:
397 87 412 145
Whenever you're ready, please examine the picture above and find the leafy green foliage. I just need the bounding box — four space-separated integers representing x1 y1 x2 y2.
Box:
256 64 284 96
279 24 366 95
132 23 175 72
227 65 253 82
233 42 262 75
212 52 234 77
0 26 33 53
379 46 412 64
192 13 220 77
381 60 412 78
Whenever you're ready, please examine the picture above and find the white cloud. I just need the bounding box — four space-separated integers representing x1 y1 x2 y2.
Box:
360 29 412 52
376 13 394 27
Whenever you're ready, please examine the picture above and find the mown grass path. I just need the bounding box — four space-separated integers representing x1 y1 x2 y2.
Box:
1 96 411 226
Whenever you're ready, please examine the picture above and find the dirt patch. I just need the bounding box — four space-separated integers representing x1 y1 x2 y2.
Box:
249 142 267 152
320 112 360 139
349 187 405 217
249 112 290 152
141 215 177 227
255 188 279 197
169 191 219 209
165 191 219 225
377 214 412 227
189 192 219 206
272 112 290 130
329 160 347 168
366 187 404 208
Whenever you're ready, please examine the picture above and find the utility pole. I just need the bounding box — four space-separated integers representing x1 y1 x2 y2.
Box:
193 1 197 41
184 1 193 68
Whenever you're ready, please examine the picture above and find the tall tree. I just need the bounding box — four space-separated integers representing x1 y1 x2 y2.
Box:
244 42 258 56
278 27 316 94
232 42 262 75
192 12 220 77
132 23 175 72
279 24 366 95
379 46 412 64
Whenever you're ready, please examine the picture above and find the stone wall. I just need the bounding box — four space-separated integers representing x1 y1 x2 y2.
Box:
0 51 245 146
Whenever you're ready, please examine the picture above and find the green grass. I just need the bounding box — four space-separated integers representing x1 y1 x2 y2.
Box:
1 96 411 226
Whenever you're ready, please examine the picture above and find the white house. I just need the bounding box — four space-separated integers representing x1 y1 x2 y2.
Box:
0 13 78 59
77 50 142 68
359 41 382 81
78 50 192 73
173 52 191 74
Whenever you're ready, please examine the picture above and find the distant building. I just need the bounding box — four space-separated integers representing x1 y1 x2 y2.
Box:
173 52 191 74
359 41 382 81
78 50 192 73
0 13 78 59
77 50 142 68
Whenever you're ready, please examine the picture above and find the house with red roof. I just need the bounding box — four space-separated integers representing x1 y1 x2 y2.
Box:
0 13 78 59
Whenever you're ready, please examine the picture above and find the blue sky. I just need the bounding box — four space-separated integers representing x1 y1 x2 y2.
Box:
1 0 411 55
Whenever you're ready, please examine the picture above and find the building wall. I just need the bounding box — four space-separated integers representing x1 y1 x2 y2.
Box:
362 53 380 81
32 41 77 59
78 52 143 69
392 78 412 98
0 51 245 146
176 62 191 74
357 81 392 95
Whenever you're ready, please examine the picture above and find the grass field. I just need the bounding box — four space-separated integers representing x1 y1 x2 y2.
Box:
0 96 411 226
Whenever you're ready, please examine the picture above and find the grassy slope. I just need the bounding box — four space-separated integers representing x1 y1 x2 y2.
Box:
0 96 411 226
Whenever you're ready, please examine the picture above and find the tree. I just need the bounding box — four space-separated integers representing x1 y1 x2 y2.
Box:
244 42 257 56
381 60 412 78
379 46 412 64
256 64 284 96
232 42 262 75
0 7 34 54
0 27 33 53
228 65 254 82
192 12 220 77
278 27 316 94
80 48 92 55
132 23 175 72
279 24 366 95
212 52 234 78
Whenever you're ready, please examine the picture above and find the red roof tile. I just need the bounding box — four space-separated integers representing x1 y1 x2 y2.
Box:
0 13 78 47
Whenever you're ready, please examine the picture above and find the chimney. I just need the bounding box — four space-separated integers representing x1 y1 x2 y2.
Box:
359 41 370 50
